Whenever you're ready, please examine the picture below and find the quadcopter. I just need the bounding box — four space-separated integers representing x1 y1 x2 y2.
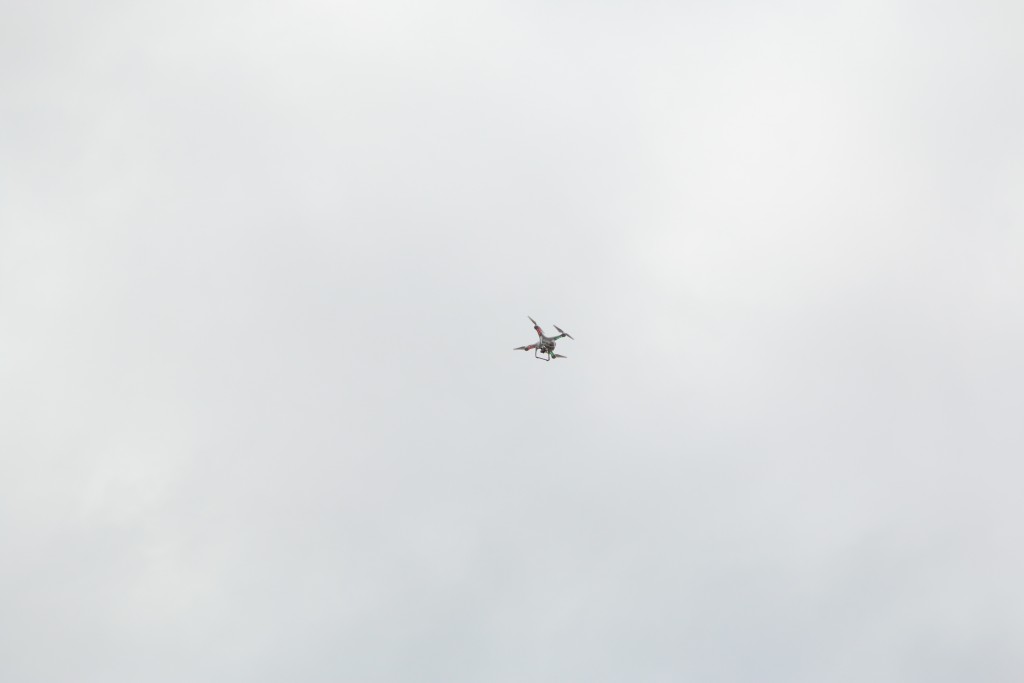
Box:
513 316 574 361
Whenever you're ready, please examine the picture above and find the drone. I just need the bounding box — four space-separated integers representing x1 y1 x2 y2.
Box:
513 316 574 361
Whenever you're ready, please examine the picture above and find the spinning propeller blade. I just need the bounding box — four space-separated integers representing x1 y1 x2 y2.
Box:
553 325 574 340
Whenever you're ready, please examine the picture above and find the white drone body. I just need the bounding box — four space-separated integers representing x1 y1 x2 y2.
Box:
513 316 574 361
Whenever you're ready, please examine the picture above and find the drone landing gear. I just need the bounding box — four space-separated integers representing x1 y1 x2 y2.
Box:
534 349 551 361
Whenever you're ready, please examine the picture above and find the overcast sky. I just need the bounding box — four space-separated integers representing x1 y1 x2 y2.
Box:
2 1 1023 681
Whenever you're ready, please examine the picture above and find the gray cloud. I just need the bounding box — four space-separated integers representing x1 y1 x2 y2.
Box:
2 1 1022 681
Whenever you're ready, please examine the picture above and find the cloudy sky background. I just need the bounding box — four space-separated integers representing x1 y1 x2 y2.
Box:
2 1 1023 681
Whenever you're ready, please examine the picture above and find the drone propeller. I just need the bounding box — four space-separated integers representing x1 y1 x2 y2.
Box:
553 325 574 340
